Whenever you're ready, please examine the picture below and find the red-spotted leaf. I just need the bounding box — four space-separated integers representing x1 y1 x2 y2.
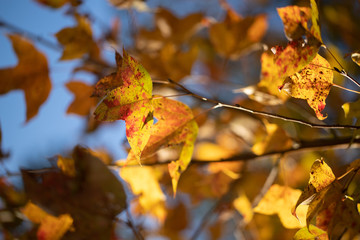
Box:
277 5 311 40
0 34 51 122
94 49 153 161
310 0 323 43
280 54 333 120
126 97 198 196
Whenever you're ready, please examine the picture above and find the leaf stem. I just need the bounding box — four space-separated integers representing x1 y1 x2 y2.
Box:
332 83 360 94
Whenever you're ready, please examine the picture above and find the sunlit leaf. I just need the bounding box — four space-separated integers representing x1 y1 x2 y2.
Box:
280 54 333 120
57 155 75 177
66 81 97 116
294 224 328 240
0 34 51 122
233 192 253 225
277 5 311 40
120 166 166 222
94 49 153 161
22 202 73 240
209 13 267 59
252 121 293 155
108 0 151 12
351 51 360 67
55 15 98 60
254 184 307 229
310 0 323 43
342 98 360 121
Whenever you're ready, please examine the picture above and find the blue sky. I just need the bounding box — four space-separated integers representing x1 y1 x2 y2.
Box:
0 0 129 173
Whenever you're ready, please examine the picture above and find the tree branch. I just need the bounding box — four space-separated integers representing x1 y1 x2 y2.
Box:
154 79 360 130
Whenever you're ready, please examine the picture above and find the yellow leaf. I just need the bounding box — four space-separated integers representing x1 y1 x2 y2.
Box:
280 54 333 120
252 121 293 155
309 159 335 192
120 166 166 222
233 192 253 224
277 5 311 40
254 184 307 229
194 142 234 161
294 224 328 240
22 202 73 240
310 0 323 43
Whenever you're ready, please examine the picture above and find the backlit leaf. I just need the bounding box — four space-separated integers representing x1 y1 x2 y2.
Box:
120 166 166 222
351 51 360 67
0 34 51 122
66 81 97 116
94 49 153 161
252 121 293 155
280 54 333 120
310 0 323 43
22 202 73 240
342 98 360 122
294 224 328 240
277 5 311 40
209 13 267 59
55 15 98 60
233 192 253 224
254 184 307 229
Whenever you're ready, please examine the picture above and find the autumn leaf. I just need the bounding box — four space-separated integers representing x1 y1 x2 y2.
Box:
233 192 253 225
161 202 188 240
280 54 333 120
22 146 127 239
66 81 97 116
252 121 293 155
254 184 308 229
309 0 323 43
277 5 311 40
55 15 98 60
56 155 76 177
94 49 153 161
0 34 51 122
294 224 328 240
22 202 73 240
109 0 150 12
209 12 267 59
34 0 80 8
120 166 166 222
126 97 198 196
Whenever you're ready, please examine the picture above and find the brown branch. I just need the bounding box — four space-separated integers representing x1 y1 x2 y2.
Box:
154 79 360 130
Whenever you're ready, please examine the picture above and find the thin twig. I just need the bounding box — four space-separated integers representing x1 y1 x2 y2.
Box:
125 208 144 240
333 83 360 94
155 78 360 130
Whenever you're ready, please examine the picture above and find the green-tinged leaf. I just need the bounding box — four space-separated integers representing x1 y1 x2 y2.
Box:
342 98 360 120
0 34 51 122
120 166 167 222
277 5 311 40
126 97 198 196
254 184 307 229
280 54 333 120
310 0 323 43
294 224 328 240
94 49 153 161
22 146 127 239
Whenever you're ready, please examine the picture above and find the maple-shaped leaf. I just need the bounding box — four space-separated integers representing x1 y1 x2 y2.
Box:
0 34 51 122
254 184 308 229
94 49 153 161
294 224 328 240
66 81 97 116
280 54 333 120
126 97 198 196
293 159 335 220
22 146 127 239
251 121 293 155
209 13 267 59
55 15 99 60
120 166 166 222
277 5 311 40
22 202 73 240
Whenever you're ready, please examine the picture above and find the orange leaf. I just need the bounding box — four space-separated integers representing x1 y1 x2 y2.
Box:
94 49 153 161
55 15 98 60
280 54 333 120
66 81 97 116
209 13 267 59
0 34 51 122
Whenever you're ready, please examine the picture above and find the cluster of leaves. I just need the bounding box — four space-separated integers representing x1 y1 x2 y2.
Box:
1 0 360 239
